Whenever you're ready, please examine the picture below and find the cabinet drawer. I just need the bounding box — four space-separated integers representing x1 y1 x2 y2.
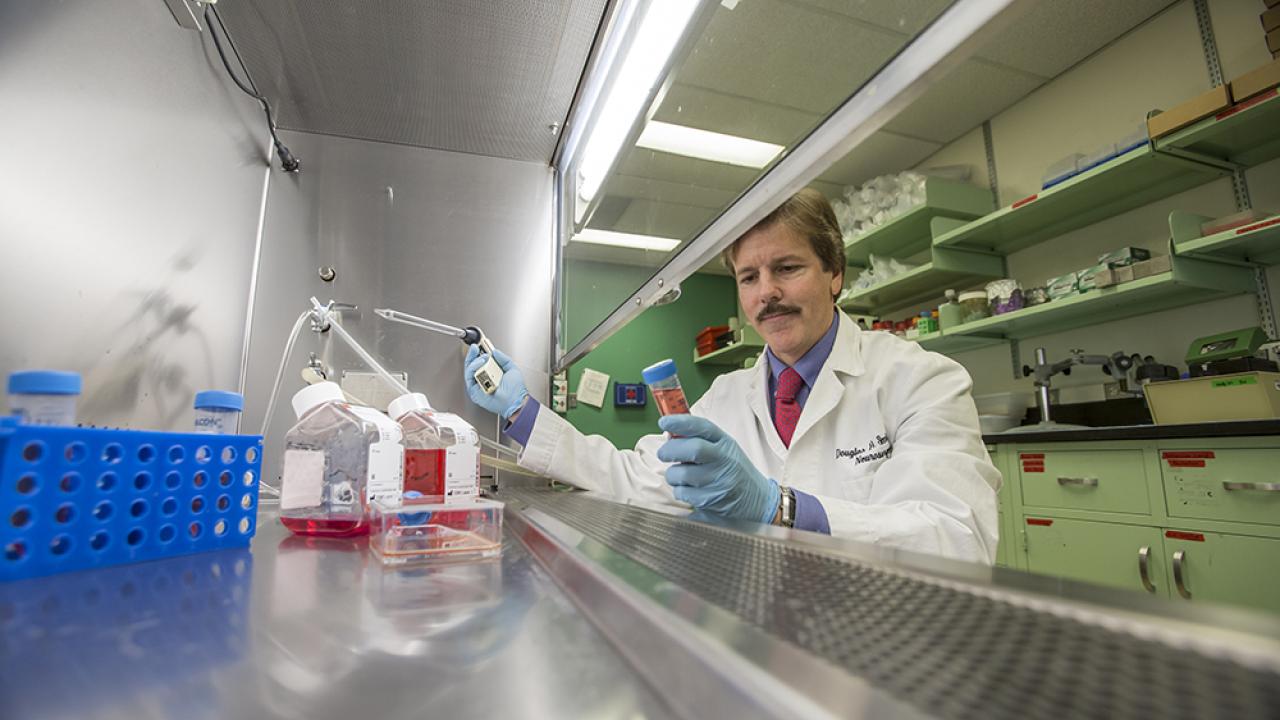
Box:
1023 516 1166 595
1161 449 1280 527
1018 449 1149 515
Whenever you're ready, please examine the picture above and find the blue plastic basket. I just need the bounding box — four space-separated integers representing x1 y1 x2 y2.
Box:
0 418 262 581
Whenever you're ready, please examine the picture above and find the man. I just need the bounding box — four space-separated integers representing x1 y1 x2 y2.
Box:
464 189 1000 564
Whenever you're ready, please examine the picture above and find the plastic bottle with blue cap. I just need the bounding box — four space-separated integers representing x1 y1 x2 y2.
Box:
7 370 81 426
193 390 244 434
641 359 690 416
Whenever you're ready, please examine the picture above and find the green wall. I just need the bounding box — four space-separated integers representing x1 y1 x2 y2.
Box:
564 260 740 449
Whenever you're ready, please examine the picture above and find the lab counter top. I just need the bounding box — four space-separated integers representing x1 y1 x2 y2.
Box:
0 507 675 720
5 492 1280 720
983 418 1280 444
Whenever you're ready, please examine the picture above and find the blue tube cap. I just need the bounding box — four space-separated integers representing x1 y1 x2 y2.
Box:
194 390 244 411
8 370 82 396
641 359 679 384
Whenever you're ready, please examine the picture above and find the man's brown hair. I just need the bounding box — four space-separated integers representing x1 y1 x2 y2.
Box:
721 188 846 288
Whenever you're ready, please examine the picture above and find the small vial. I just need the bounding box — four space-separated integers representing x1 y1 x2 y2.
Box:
642 359 690 416
7 370 81 426
193 390 244 434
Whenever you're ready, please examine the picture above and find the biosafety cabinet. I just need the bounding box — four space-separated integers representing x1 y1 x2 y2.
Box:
4 1 1280 719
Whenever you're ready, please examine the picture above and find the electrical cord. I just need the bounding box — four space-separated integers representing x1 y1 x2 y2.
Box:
204 5 300 172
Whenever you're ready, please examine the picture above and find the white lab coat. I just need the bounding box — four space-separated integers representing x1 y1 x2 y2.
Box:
517 311 1001 564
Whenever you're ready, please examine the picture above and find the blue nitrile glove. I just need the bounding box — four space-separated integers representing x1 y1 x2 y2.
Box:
656 414 781 523
464 344 529 420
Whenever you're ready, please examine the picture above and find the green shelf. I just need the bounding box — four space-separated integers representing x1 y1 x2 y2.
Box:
945 255 1254 342
933 145 1228 254
1169 210 1280 265
1155 88 1280 168
843 177 993 266
839 245 1005 314
917 331 1007 354
694 338 765 366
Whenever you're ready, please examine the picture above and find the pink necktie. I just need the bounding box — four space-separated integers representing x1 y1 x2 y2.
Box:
774 367 803 448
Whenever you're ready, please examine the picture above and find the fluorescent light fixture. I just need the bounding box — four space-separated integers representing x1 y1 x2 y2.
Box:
576 0 700 204
571 229 681 252
637 121 784 168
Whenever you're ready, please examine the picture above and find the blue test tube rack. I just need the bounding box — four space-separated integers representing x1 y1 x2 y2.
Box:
1 418 262 581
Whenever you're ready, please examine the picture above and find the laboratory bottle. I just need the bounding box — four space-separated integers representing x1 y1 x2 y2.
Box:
642 359 690 416
193 390 243 434
279 382 405 537
387 392 481 503
7 370 81 426
938 289 965 331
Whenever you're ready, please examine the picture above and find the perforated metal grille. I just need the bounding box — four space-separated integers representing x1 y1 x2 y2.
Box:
214 1 607 162
509 489 1280 720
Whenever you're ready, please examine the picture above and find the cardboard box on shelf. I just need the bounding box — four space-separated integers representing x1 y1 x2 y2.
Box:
1268 27 1280 55
1264 6 1280 33
1146 85 1232 138
1131 255 1173 280
1230 56 1280 101
1268 0 1280 10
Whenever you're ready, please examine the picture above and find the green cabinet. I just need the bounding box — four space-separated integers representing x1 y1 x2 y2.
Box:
1022 516 1166 595
1161 530 1280 615
992 436 1280 614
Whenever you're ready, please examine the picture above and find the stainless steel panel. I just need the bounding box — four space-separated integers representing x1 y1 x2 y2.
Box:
505 488 1280 720
213 0 609 163
241 131 553 483
0 511 675 719
0 0 272 429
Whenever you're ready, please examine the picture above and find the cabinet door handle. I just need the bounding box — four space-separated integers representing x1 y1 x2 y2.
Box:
1138 545 1156 593
1057 476 1099 487
1172 550 1192 600
1222 481 1280 492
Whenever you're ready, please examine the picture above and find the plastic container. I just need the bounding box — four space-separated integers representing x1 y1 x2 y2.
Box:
642 359 690 416
279 382 404 538
1024 286 1050 307
1200 209 1277 237
958 291 991 323
938 289 965 330
0 418 262 581
916 311 938 334
369 492 503 566
387 392 480 504
985 279 1024 316
193 391 243 435
1041 153 1084 189
7 371 81 426
1079 142 1119 172
1115 124 1149 155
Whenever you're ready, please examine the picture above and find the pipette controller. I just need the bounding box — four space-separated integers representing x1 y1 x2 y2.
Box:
374 308 504 395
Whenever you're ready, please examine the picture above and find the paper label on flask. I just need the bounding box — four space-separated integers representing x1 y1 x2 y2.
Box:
280 450 325 510
366 440 404 505
444 444 480 505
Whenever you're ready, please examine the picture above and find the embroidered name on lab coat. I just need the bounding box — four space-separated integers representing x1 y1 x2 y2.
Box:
835 434 892 465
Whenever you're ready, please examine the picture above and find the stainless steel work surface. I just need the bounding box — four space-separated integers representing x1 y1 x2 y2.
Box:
0 508 674 720
504 488 1280 720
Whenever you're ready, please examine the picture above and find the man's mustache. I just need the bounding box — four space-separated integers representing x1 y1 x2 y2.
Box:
757 303 800 322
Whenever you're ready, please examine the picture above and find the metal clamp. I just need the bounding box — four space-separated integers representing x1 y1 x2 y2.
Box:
1222 481 1280 492
1173 550 1192 599
1138 546 1156 593
1057 477 1099 488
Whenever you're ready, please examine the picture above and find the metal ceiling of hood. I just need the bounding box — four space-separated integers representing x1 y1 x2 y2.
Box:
214 0 609 163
